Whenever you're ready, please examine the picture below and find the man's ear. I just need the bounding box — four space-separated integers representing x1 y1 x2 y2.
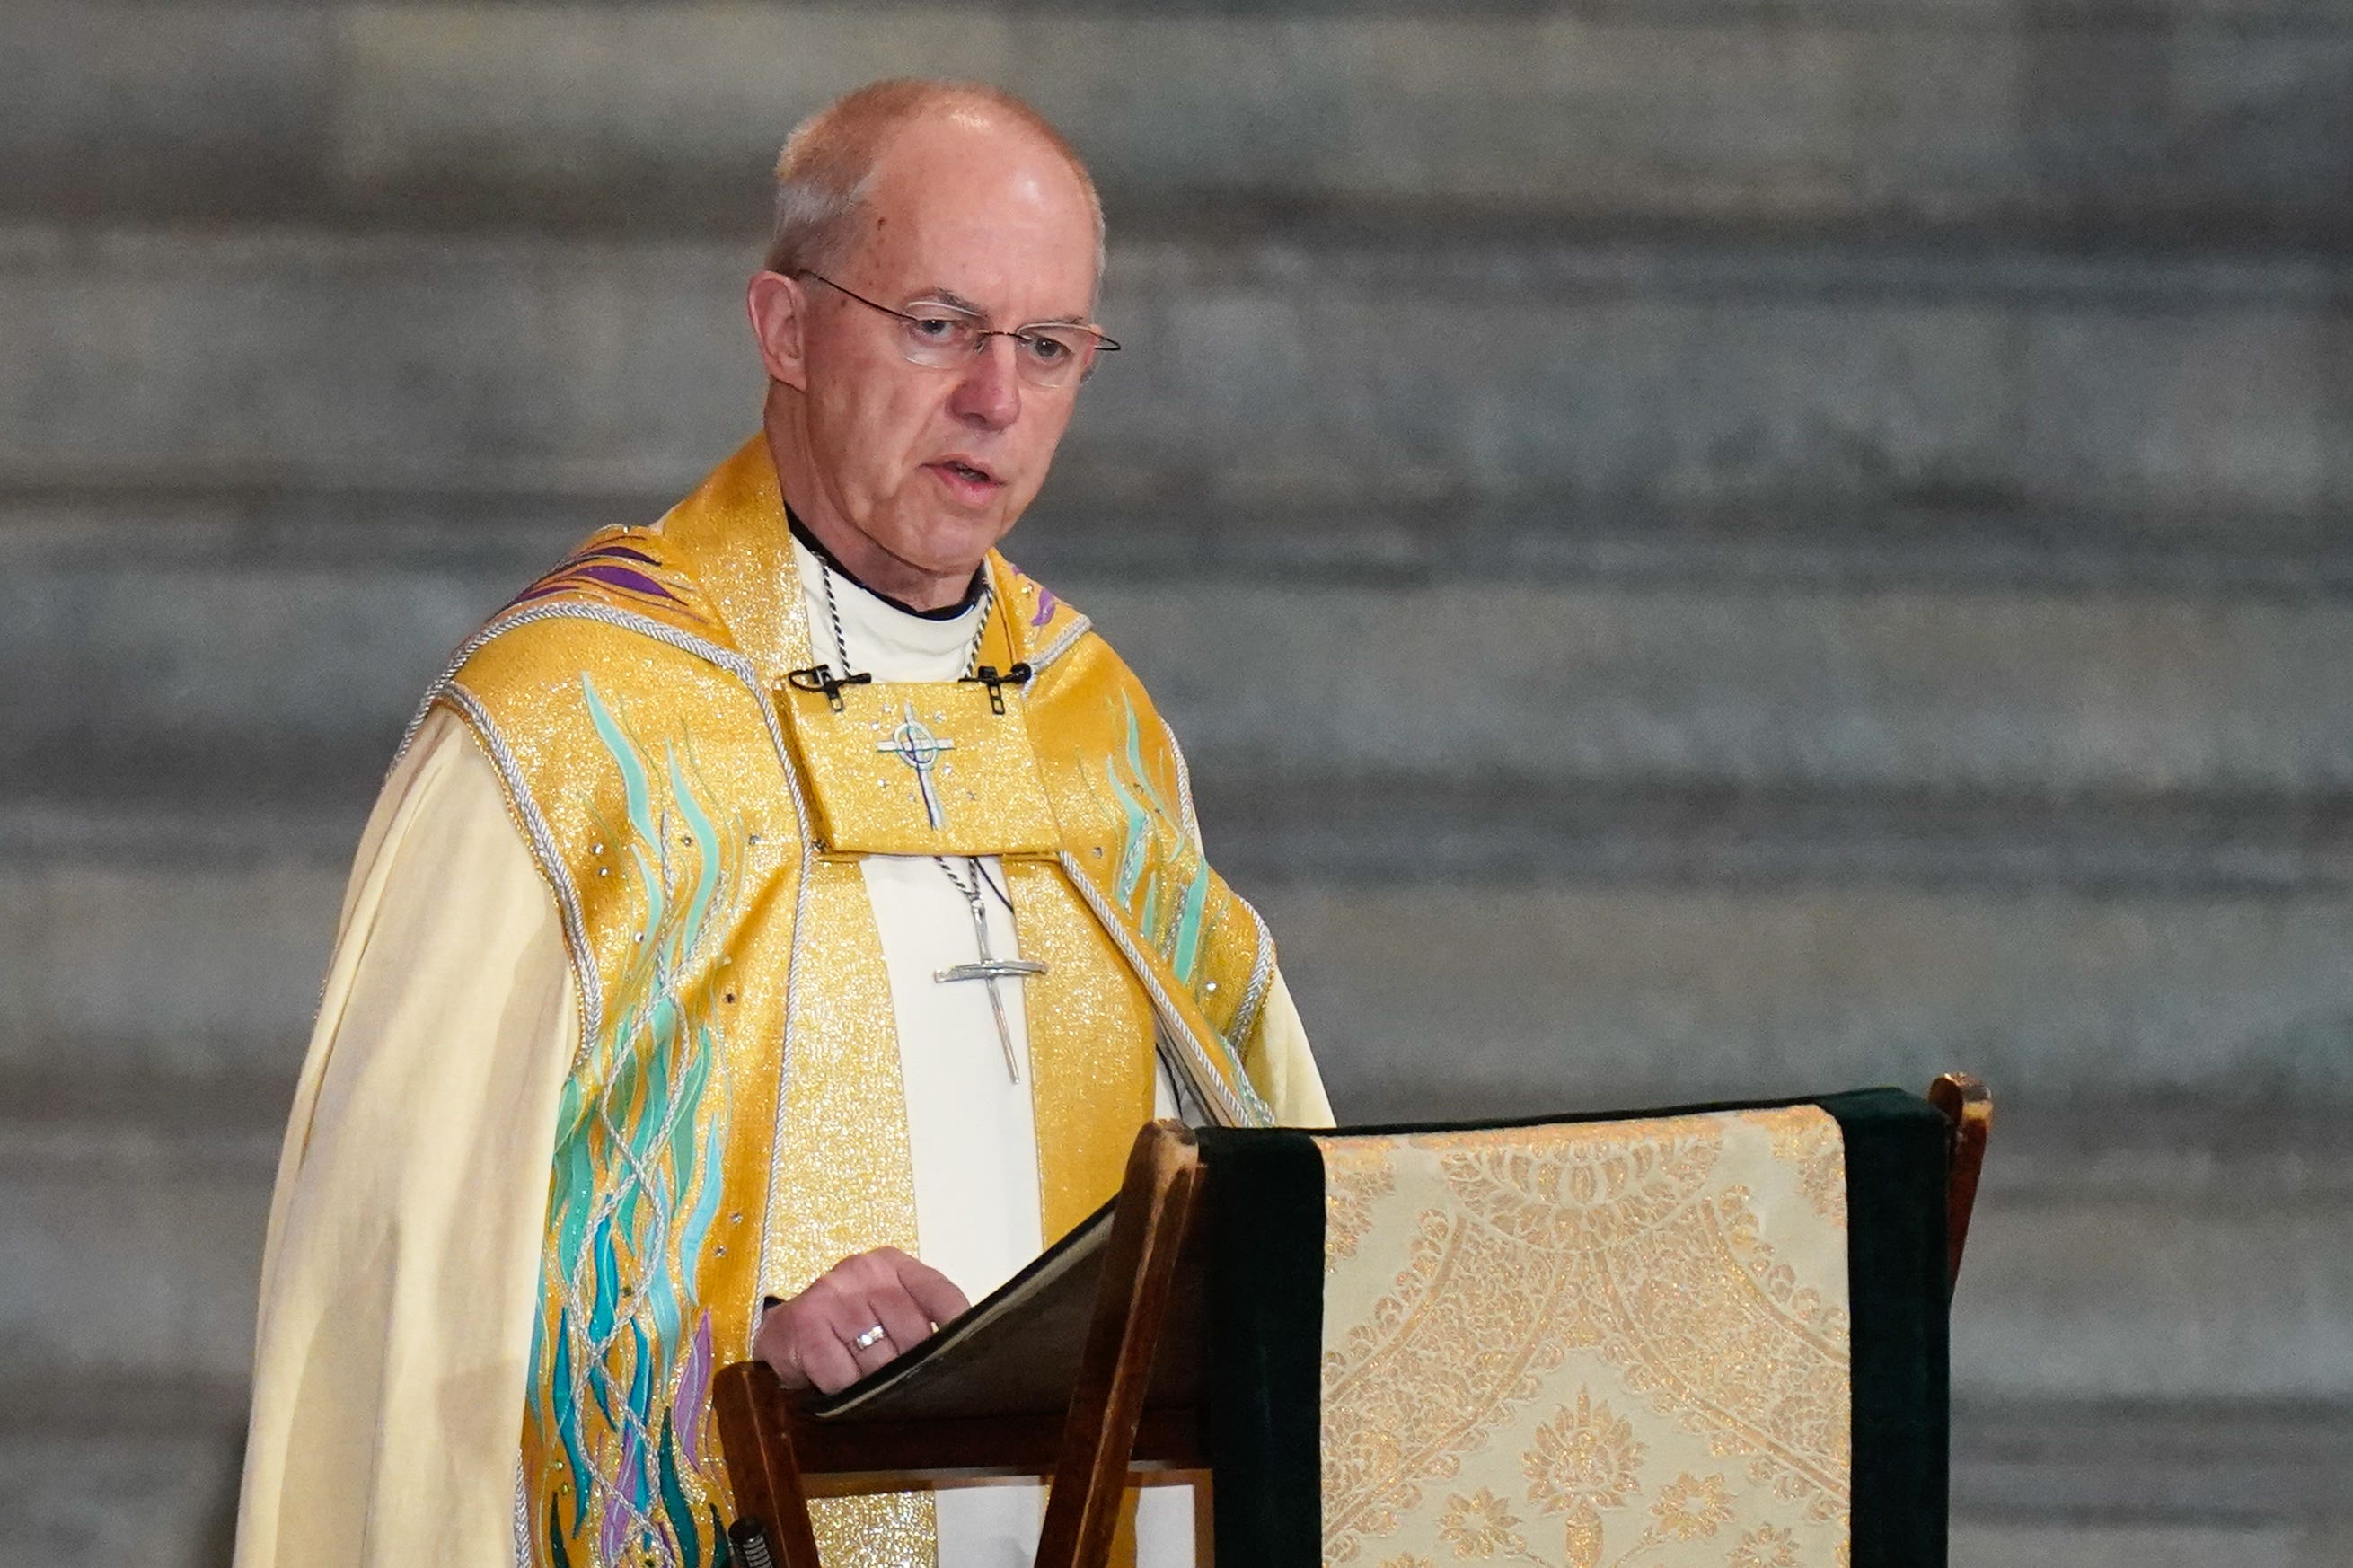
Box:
747 271 809 392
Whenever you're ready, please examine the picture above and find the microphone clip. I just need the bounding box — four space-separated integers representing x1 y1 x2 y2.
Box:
784 664 874 712
962 662 1035 715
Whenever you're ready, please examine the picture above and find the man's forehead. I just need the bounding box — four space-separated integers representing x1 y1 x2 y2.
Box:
853 127 1097 313
864 139 1088 240
868 105 1072 186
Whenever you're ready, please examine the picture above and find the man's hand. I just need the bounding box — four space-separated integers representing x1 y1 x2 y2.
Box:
753 1246 972 1395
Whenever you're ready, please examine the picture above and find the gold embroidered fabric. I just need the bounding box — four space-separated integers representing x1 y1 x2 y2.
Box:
429 436 1291 1566
1314 1107 1852 1568
780 676 1061 856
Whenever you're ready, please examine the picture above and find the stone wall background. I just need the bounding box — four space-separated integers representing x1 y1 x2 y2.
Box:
2 4 2349 1563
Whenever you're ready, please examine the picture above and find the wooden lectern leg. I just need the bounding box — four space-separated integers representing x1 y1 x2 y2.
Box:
1035 1121 1203 1568
713 1359 826 1568
1928 1072 1993 1299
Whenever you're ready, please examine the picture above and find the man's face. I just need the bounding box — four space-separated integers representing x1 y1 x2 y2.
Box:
789 115 1099 581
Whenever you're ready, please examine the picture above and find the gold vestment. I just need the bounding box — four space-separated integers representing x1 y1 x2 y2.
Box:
419 438 1291 1566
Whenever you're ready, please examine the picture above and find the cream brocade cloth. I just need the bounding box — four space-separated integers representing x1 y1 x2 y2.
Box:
1314 1108 1854 1568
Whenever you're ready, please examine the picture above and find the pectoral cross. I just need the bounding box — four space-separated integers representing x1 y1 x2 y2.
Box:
877 703 956 831
932 858 1046 1083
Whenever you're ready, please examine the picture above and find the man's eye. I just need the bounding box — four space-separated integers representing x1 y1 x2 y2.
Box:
1023 334 1071 363
909 317 961 341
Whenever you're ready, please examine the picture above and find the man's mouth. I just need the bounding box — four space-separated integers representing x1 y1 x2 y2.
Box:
929 458 1002 498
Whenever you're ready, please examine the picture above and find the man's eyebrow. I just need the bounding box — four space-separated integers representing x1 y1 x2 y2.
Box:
908 286 1088 327
907 287 989 316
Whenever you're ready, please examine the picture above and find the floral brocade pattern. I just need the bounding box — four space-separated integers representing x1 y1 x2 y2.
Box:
1770 1114 1849 1229
1324 1138 1399 1273
1313 1108 1852 1568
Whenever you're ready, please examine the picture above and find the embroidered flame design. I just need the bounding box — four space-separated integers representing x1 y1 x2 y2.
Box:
526 674 739 1568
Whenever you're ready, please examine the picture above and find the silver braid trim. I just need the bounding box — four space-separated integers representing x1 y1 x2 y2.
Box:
1229 892 1278 1060
1055 850 1268 1129
752 843 818 1337
1161 717 1201 850
1030 613 1095 674
512 1458 533 1567
439 682 604 1075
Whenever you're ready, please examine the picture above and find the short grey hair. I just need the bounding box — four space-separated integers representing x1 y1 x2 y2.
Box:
762 79 1106 301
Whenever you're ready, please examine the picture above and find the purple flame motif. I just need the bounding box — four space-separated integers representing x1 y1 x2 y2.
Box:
503 537 701 622
671 1312 714 1471
599 1423 641 1562
1000 559 1060 628
561 563 674 600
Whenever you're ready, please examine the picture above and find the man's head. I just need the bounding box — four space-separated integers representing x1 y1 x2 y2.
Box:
747 81 1107 608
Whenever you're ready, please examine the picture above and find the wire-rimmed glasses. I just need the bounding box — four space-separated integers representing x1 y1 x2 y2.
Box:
800 272 1119 389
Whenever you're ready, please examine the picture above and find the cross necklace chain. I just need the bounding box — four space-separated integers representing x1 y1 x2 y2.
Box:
821 559 1040 1083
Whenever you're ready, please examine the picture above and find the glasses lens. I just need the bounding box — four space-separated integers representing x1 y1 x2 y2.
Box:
897 310 982 367
1013 327 1096 388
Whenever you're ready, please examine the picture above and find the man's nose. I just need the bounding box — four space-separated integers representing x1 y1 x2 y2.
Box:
947 337 1022 430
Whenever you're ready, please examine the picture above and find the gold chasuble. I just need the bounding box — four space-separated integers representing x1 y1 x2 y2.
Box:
414 438 1281 1567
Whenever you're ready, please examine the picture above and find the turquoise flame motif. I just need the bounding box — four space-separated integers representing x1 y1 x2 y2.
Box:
1103 695 1210 986
1099 696 1268 1122
529 675 738 1568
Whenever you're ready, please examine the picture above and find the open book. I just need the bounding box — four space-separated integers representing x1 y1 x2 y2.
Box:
806 1196 1151 1425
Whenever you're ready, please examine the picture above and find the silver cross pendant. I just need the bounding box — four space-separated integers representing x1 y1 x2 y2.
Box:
932 867 1045 1083
876 702 956 831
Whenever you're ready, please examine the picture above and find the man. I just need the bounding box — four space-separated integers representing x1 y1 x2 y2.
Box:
233 79 1331 1568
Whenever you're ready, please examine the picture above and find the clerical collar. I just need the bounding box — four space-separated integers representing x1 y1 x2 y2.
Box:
784 505 985 621
788 521 987 684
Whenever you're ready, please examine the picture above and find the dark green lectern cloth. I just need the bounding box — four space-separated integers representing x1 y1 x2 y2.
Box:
1200 1088 1950 1568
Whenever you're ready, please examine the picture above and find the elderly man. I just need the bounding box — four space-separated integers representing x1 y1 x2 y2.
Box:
233 79 1330 1568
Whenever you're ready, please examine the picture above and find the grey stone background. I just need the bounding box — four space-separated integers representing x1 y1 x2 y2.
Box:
3 2 2350 1563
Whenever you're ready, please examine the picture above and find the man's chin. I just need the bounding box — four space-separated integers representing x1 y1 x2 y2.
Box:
878 512 1017 581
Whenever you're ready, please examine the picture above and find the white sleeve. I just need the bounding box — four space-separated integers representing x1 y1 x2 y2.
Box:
234 707 577 1568
1256 966 1335 1129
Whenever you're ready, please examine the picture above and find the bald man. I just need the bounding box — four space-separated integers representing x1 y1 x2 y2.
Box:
233 79 1330 1568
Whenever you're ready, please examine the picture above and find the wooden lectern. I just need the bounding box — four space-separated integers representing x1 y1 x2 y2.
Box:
717 1075 1991 1568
